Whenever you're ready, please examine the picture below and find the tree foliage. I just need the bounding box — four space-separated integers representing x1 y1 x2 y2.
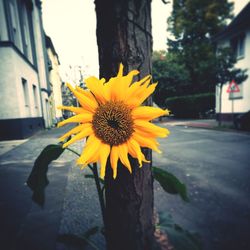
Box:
168 0 233 40
168 0 233 90
152 51 190 107
152 0 248 110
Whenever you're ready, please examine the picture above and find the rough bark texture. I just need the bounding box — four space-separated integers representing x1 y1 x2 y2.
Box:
94 0 155 249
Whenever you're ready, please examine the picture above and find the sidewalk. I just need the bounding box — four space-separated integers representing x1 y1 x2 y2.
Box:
0 126 105 250
163 118 218 129
163 118 250 134
0 139 27 156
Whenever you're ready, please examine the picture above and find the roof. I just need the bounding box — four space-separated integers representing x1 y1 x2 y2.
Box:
45 34 60 64
213 2 250 41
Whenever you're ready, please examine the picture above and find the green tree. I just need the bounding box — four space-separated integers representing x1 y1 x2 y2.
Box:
167 0 234 93
153 0 248 119
152 51 190 107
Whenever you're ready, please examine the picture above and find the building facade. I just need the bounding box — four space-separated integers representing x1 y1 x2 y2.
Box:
0 0 52 140
46 35 63 125
215 3 250 125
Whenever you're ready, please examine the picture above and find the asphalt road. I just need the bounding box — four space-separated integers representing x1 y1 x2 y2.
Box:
154 125 250 250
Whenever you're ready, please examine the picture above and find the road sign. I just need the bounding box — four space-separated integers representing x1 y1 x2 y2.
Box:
227 80 240 93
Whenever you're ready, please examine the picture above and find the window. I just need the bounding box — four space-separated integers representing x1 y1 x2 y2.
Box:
20 2 33 62
23 11 29 53
33 84 39 115
231 34 245 59
237 36 245 58
9 1 22 49
22 78 30 115
4 0 35 64
0 0 6 40
9 2 17 31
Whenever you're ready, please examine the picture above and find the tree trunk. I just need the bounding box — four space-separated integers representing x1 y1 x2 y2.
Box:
94 1 155 249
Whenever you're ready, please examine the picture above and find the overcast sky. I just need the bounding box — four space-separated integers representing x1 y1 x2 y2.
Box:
41 0 249 80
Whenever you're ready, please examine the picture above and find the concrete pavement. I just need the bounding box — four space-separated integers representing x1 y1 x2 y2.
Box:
0 139 27 156
164 118 218 129
0 126 104 250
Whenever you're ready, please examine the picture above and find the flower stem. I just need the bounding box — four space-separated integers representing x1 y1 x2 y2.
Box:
65 147 81 157
92 163 106 226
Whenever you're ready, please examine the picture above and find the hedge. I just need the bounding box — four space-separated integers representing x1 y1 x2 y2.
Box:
165 93 215 118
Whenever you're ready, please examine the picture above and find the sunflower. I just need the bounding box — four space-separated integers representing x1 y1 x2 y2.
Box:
58 64 169 179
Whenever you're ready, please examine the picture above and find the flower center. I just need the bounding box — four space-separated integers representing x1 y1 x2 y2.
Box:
92 101 133 146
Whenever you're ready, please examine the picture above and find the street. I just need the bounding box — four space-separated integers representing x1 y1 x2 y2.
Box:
154 124 250 250
0 124 250 250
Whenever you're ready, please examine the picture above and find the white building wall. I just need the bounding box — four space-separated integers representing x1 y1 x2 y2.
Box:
32 6 47 90
0 47 41 119
47 48 63 119
31 1 51 128
216 28 250 115
0 0 55 139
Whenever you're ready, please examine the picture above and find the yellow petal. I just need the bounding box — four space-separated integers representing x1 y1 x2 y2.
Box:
106 77 117 101
57 113 93 127
127 138 149 167
77 88 102 106
133 128 155 139
110 146 119 179
127 83 157 108
75 86 87 95
85 76 109 104
127 138 140 158
123 69 139 88
117 63 124 77
62 124 93 148
59 124 84 141
134 120 170 138
131 79 151 98
57 106 85 114
107 64 139 102
66 83 98 112
137 83 157 105
132 133 161 153
99 143 111 179
118 143 132 173
132 107 169 120
77 135 102 167
104 64 124 102
125 75 151 101
111 76 127 101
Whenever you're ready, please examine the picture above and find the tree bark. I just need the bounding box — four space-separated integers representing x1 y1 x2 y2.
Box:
94 1 155 249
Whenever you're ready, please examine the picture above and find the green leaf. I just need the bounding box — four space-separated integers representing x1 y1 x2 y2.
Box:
157 213 202 250
26 144 65 207
152 167 188 201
